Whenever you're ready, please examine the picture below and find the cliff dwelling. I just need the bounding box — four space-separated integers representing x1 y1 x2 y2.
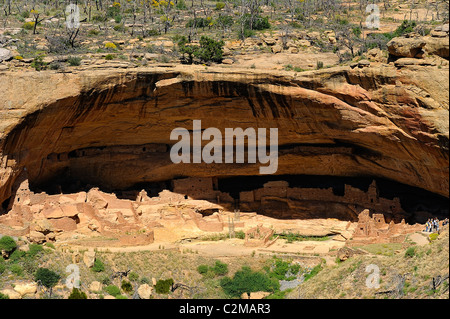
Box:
0 67 448 246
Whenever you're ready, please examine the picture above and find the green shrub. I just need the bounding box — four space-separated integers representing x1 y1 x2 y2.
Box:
176 0 187 10
67 56 82 66
28 244 44 257
115 294 128 299
185 17 208 29
140 277 151 285
197 264 209 275
393 20 417 37
0 292 9 299
68 287 87 299
31 55 47 71
243 15 270 30
267 257 301 281
316 61 324 69
212 260 228 276
270 258 290 280
101 275 111 285
34 268 60 289
194 36 224 63
8 250 26 262
215 2 225 10
121 280 133 293
0 263 6 275
9 264 23 276
217 15 233 28
88 29 100 36
107 5 121 19
113 24 125 32
239 28 255 39
155 278 174 294
0 236 17 254
21 11 30 18
198 261 228 277
105 54 115 60
114 14 123 24
429 233 439 241
128 272 139 282
405 247 416 258
104 285 121 297
92 14 107 22
220 266 279 298
303 263 323 282
91 259 105 272
235 230 245 239
146 29 160 36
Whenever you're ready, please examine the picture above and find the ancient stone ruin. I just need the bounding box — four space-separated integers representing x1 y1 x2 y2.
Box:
348 209 423 246
239 180 406 222
244 224 276 248
0 172 427 247
0 65 447 248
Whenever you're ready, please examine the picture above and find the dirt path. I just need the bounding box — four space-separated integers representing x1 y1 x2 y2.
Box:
409 232 430 246
60 236 346 258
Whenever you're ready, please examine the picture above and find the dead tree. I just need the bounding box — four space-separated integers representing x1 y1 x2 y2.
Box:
111 269 131 281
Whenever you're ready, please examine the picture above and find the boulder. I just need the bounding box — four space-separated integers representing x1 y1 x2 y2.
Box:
430 30 448 38
263 38 276 46
43 205 79 219
297 39 311 47
13 282 37 296
83 250 96 268
87 188 109 209
337 247 357 261
27 231 46 244
394 58 436 68
271 44 282 54
357 59 371 68
48 217 77 232
424 37 449 59
241 292 249 299
0 48 12 62
72 251 82 263
137 284 153 299
222 58 234 65
89 281 102 292
387 37 426 58
366 48 386 63
32 218 53 233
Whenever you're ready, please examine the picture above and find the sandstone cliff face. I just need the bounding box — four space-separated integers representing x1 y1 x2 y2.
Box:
0 63 448 211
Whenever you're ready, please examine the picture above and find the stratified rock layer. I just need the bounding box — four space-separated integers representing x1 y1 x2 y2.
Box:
0 63 448 212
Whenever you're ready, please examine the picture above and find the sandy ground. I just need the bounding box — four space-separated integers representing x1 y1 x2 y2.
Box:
63 235 347 259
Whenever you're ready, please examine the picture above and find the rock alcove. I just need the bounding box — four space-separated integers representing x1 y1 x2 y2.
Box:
0 65 448 227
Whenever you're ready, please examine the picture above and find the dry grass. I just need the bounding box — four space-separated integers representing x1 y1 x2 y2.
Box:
0 245 275 299
288 228 449 299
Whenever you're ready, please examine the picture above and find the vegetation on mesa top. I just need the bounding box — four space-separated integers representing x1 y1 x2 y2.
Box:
0 0 447 68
